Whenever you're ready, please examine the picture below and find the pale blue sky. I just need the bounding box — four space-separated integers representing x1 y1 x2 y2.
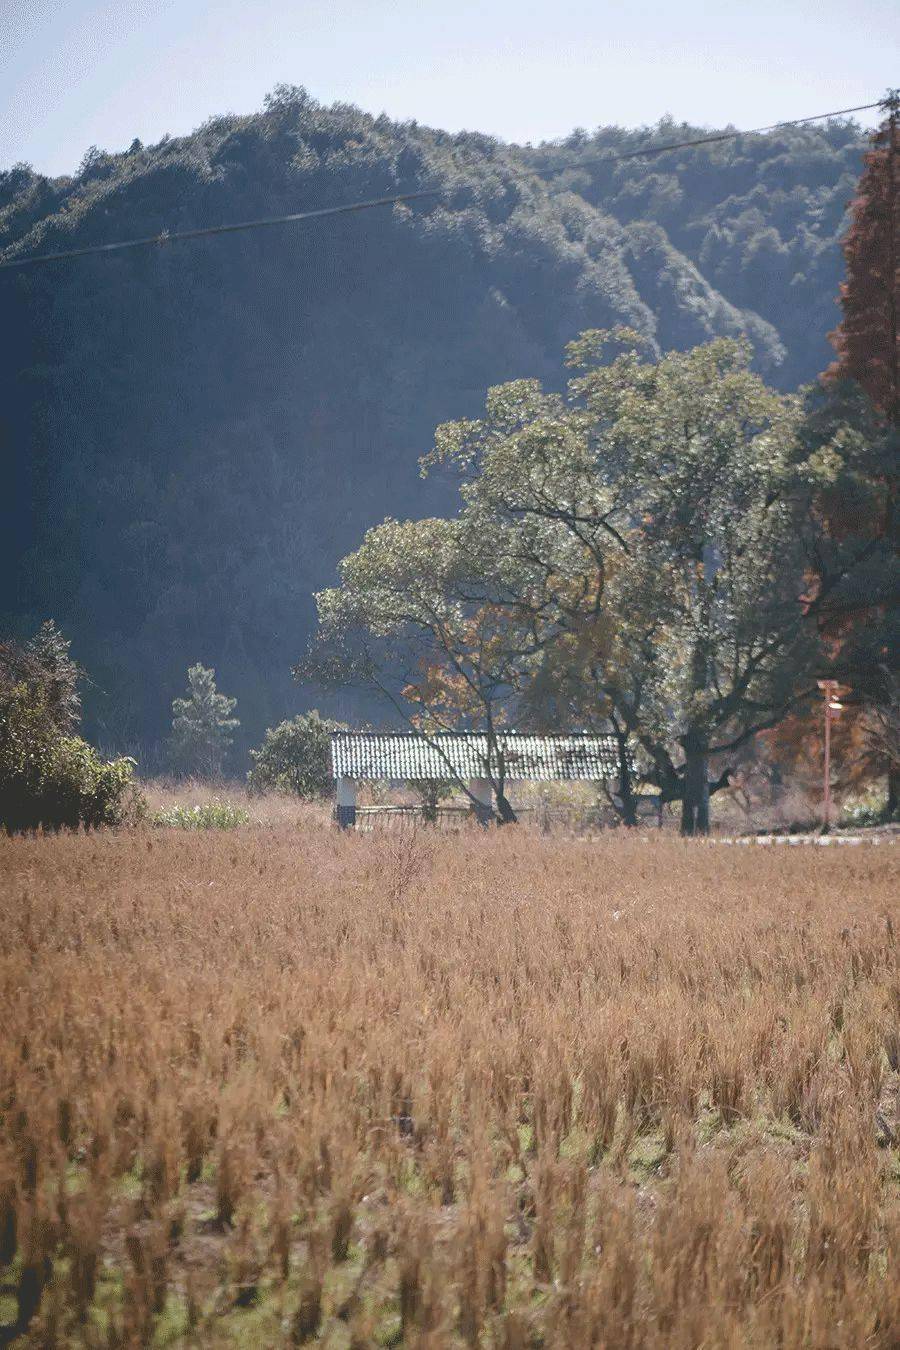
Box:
2 0 896 177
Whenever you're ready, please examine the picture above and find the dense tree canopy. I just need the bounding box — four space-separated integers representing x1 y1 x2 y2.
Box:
309 333 882 830
0 88 867 758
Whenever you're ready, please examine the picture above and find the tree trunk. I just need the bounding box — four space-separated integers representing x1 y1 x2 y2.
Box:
485 725 517 824
681 739 710 837
495 790 518 825
618 789 639 829
889 766 899 820
613 723 638 826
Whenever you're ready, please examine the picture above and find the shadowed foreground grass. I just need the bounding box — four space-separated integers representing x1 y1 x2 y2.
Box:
0 824 898 1346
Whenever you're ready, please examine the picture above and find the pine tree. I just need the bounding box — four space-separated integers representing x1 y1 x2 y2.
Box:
0 620 81 734
169 664 239 778
31 621 83 732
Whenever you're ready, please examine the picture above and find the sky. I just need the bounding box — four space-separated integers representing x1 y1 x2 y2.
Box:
2 0 896 177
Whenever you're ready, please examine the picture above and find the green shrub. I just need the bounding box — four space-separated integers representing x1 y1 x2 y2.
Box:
39 736 139 829
839 789 890 829
151 801 250 830
247 711 345 798
0 631 140 832
0 719 138 831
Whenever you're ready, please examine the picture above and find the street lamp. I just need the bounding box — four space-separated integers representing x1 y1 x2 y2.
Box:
816 679 844 831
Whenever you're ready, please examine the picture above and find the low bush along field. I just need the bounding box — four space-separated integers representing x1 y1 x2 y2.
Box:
0 826 898 1347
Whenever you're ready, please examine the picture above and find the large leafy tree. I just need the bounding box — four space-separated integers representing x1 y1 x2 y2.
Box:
430 333 823 832
307 333 843 832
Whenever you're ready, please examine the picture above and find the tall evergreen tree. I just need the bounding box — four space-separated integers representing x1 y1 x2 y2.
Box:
828 91 900 421
821 90 900 812
169 664 239 778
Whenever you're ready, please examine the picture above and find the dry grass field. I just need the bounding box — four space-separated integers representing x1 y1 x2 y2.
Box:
0 818 898 1347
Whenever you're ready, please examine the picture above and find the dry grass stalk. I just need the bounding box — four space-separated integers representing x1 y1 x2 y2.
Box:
0 824 896 1344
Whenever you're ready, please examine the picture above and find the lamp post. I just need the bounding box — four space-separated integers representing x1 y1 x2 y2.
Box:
816 679 844 831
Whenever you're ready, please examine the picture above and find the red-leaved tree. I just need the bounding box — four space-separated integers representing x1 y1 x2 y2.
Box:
828 92 900 421
817 91 900 812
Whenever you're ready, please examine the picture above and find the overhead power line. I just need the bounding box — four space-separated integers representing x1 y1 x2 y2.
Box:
0 99 883 272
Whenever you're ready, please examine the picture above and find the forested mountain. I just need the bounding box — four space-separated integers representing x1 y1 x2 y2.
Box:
0 86 866 757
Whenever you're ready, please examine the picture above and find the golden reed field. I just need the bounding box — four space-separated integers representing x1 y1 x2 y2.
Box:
0 818 898 1347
